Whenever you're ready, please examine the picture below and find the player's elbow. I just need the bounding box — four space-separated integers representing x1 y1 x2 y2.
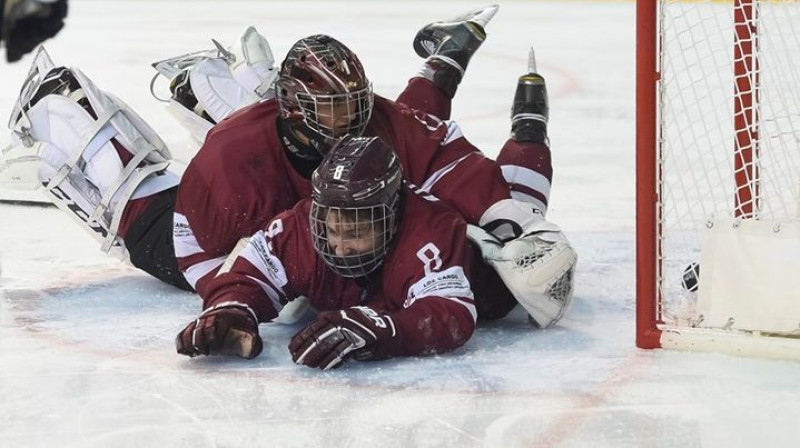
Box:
448 311 476 350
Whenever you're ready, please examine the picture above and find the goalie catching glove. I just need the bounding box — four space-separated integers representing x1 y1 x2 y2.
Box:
175 302 263 359
289 306 399 371
469 201 577 328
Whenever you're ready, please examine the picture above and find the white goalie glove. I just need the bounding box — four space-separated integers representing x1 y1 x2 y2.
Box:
470 200 578 328
150 26 278 147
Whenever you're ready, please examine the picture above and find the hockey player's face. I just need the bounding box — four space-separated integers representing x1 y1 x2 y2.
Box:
324 209 381 257
316 99 357 138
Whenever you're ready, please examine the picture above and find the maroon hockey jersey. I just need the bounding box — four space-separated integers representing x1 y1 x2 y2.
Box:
174 96 513 296
174 81 552 299
202 192 483 357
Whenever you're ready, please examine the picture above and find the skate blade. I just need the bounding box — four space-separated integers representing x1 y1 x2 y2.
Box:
528 47 538 74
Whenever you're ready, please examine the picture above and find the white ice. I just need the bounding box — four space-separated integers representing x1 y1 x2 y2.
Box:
1 1 799 447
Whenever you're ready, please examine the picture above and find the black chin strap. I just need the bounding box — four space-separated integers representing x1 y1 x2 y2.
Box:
277 117 332 158
277 117 327 179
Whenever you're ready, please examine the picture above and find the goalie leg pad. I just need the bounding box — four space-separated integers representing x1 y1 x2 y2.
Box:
151 26 278 143
188 57 260 123
467 224 577 329
6 50 178 255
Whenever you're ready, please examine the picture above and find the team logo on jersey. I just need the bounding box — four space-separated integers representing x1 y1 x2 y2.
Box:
173 221 193 238
405 266 472 308
242 233 289 288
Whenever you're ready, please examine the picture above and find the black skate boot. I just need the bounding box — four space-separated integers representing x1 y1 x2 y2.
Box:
413 4 498 98
511 48 549 146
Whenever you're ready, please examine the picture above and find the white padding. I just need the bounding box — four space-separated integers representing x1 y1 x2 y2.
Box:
7 54 176 255
190 58 259 123
72 69 171 164
0 141 47 190
26 95 123 194
697 219 800 334
467 224 577 328
479 198 553 233
232 26 278 97
165 99 214 148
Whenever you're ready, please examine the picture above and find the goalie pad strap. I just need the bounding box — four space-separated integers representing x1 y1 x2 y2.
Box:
44 102 121 191
90 141 158 222
100 161 170 253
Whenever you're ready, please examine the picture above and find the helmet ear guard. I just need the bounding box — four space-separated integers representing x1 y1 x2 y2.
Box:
309 136 403 278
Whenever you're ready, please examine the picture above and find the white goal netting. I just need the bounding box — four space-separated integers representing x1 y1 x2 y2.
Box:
657 0 800 327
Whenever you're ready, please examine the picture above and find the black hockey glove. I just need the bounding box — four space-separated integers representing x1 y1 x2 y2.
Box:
176 302 263 359
3 0 69 62
289 306 399 370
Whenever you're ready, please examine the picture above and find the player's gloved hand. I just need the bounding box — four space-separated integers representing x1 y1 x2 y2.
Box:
289 306 398 370
176 302 263 359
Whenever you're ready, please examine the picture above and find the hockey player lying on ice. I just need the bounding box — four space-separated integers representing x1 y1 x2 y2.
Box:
176 135 575 370
1 5 577 365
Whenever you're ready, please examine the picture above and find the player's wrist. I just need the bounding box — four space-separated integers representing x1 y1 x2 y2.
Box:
347 307 402 361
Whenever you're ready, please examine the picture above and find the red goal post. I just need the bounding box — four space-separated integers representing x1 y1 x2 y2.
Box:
636 0 800 359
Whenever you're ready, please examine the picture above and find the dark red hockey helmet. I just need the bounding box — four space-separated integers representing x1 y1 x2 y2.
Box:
310 136 403 278
276 35 374 149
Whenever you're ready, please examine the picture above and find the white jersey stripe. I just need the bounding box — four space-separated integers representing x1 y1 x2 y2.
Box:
442 120 464 145
510 191 547 214
246 275 285 314
501 164 552 200
419 153 474 193
184 256 226 289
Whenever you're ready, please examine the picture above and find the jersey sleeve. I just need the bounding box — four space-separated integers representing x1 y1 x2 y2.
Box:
171 102 306 297
374 98 513 224
199 207 309 322
495 139 553 214
199 199 366 321
373 197 479 356
395 77 452 120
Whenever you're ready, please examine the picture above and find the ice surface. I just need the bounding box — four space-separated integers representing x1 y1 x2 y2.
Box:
1 1 799 447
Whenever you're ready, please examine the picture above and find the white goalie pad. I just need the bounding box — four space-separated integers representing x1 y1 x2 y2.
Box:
467 223 578 329
151 26 278 146
189 58 260 123
3 47 179 256
228 25 277 98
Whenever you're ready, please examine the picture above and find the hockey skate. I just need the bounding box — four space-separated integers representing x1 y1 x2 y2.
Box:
412 4 498 98
511 47 549 146
468 47 576 328
1 47 179 257
150 26 278 147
